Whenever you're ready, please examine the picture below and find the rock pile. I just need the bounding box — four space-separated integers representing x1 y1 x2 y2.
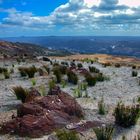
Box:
0 87 83 138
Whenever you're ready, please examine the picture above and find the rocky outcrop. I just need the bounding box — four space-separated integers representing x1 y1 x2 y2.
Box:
0 87 83 138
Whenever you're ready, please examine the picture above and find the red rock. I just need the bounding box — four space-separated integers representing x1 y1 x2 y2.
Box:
0 88 83 138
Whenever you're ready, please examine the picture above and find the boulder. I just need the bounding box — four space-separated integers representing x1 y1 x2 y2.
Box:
0 88 83 138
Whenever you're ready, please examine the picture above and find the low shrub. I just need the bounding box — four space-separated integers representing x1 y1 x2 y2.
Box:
18 67 27 77
85 74 96 86
98 97 106 115
56 129 80 140
70 62 76 67
53 67 62 83
43 65 50 74
115 63 121 68
114 102 140 127
132 71 138 77
89 66 100 73
3 71 10 79
61 80 67 88
25 66 37 78
94 125 114 140
31 78 36 86
67 70 78 85
77 63 83 68
0 67 8 73
49 80 56 91
12 86 28 103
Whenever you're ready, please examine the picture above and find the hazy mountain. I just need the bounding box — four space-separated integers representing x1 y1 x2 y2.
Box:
0 41 72 57
1 36 140 58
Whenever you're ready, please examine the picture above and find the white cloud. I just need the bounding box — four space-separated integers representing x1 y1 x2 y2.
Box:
1 0 140 35
118 0 140 8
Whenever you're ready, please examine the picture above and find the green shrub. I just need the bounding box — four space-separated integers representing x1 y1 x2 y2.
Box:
85 74 96 86
94 125 114 140
61 80 67 88
39 84 46 96
3 71 10 79
73 88 82 98
56 129 80 140
49 80 56 91
67 70 78 85
31 78 36 86
12 86 28 103
53 67 62 83
132 71 138 77
96 73 105 82
98 97 106 115
18 67 27 77
20 66 37 78
114 102 140 127
43 65 50 74
115 63 121 68
89 66 100 73
70 62 76 67
59 65 67 75
77 63 83 68
0 67 8 73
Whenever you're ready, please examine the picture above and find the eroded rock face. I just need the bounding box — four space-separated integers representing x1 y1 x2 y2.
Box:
0 87 83 138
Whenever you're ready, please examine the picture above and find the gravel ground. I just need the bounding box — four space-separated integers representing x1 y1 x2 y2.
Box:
0 59 140 140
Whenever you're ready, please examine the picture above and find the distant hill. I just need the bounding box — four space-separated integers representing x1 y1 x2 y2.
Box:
1 36 140 58
0 41 72 57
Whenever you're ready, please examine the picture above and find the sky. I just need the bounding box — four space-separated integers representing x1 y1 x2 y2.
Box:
0 0 140 37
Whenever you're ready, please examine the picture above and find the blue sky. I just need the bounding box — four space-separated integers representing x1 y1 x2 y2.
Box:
0 0 140 37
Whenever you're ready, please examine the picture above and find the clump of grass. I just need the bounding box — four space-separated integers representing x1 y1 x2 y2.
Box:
114 102 140 127
132 71 138 77
73 88 82 98
19 66 37 78
3 71 10 79
12 86 28 103
89 66 100 73
85 74 96 86
98 97 106 115
31 78 36 86
94 125 114 140
53 67 62 83
78 82 88 91
77 63 83 68
61 80 67 88
18 67 27 77
0 67 8 73
43 65 50 74
39 84 46 96
56 129 80 140
25 66 37 78
115 63 121 68
49 79 56 91
67 70 78 85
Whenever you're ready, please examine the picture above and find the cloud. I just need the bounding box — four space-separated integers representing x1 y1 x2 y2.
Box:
1 0 140 35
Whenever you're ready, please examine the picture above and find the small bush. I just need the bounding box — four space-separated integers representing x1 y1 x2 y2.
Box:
77 63 83 68
49 80 56 91
31 78 36 86
3 71 10 79
56 129 80 140
132 71 138 77
0 67 8 73
61 80 67 88
18 67 27 77
98 97 106 115
115 63 121 68
67 70 78 85
70 62 76 67
89 66 100 73
85 74 96 86
53 67 62 83
94 125 114 140
39 84 46 96
114 102 140 127
43 65 50 74
12 86 28 103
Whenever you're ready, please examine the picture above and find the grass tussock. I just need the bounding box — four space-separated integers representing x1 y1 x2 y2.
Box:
56 129 80 140
12 86 28 103
114 102 140 127
67 70 78 85
94 125 114 140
